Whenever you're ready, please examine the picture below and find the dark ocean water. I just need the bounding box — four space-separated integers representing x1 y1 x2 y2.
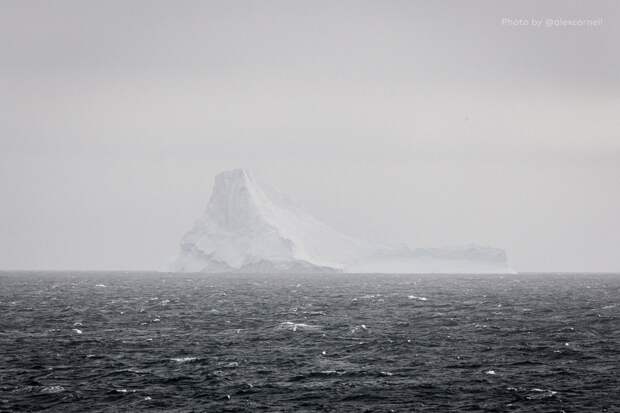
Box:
1 272 619 412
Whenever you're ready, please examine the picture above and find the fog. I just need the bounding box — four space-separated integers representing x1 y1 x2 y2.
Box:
1 0 618 272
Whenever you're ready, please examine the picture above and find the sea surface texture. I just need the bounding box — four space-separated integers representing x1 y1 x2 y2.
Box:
1 272 619 412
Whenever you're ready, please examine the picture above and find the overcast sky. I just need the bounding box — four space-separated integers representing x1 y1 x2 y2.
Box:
1 0 619 272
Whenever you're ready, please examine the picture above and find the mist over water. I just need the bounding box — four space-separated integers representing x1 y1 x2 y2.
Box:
2 272 619 412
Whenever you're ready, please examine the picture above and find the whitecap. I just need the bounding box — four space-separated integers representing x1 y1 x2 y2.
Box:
41 385 65 394
408 295 428 301
277 321 319 332
72 328 82 334
527 388 557 399
359 294 380 300
485 370 496 375
171 357 197 363
95 284 106 288
350 324 369 334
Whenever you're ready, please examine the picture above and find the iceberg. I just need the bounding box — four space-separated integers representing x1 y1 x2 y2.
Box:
171 169 513 273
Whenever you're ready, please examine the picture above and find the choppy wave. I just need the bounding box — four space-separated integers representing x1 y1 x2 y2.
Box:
1 271 619 412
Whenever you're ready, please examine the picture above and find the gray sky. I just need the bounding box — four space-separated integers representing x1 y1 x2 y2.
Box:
1 0 619 272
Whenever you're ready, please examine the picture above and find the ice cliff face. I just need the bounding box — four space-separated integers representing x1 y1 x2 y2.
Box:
172 169 513 273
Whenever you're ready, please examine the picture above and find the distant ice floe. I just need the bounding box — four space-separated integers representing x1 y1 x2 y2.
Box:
171 357 197 363
72 328 82 334
95 284 106 288
485 370 497 375
277 321 320 332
